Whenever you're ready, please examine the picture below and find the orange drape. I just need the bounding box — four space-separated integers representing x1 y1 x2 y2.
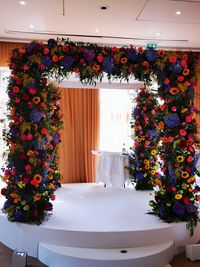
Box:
59 88 100 183
0 41 25 66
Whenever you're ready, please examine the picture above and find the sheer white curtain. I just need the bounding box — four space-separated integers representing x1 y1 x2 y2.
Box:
99 89 135 153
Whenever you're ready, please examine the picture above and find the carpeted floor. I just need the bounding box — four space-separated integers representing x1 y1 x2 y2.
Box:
0 242 199 267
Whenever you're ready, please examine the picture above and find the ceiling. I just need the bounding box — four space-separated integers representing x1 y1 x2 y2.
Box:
1 0 200 50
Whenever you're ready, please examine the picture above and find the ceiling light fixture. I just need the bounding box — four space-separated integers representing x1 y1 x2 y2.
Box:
175 10 182 15
95 29 100 32
155 32 161 36
29 24 34 28
19 1 27 5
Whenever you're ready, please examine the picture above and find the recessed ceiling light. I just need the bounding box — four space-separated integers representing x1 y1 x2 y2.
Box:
29 24 34 28
95 29 100 32
19 1 27 5
98 5 110 11
175 10 182 15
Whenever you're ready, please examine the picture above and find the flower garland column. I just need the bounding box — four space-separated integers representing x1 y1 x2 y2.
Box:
130 88 160 190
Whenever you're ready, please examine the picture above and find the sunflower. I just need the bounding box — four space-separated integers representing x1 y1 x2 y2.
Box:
92 64 100 71
144 159 149 164
182 68 189 76
48 173 53 180
175 194 182 200
151 149 156 155
181 171 189 179
177 155 184 162
157 50 165 57
151 170 156 175
169 87 179 95
33 96 41 104
144 164 150 170
121 57 128 64
33 174 42 183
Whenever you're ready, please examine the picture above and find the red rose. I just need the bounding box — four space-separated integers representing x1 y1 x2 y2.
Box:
41 128 47 135
43 47 50 55
22 94 30 101
178 75 184 82
1 188 7 195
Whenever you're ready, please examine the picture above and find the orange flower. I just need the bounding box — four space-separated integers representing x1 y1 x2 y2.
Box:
144 164 150 170
52 55 59 62
182 68 189 76
144 70 150 75
186 139 193 146
164 78 170 85
92 64 100 71
48 173 53 180
169 87 179 95
121 57 128 64
34 193 41 201
187 176 195 184
31 179 39 188
33 174 42 183
33 96 41 104
27 150 35 156
155 178 162 187
158 121 164 129
181 108 188 113
169 55 177 63
187 155 193 163
10 193 18 199
181 171 189 179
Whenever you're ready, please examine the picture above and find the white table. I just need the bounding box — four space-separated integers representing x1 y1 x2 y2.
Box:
92 151 129 188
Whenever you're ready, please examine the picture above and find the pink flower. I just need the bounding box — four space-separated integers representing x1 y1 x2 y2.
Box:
23 65 30 71
28 88 37 95
43 47 50 55
13 86 20 93
179 129 187 137
23 178 29 184
25 164 31 172
151 109 156 115
50 194 56 201
27 133 33 140
11 169 16 175
185 114 193 123
39 63 46 70
171 106 176 112
20 134 27 141
14 98 20 104
97 54 103 63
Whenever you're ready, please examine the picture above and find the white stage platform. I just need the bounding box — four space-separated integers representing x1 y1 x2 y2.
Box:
0 183 199 267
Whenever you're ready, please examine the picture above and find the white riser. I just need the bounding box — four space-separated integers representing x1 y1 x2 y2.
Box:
38 241 174 267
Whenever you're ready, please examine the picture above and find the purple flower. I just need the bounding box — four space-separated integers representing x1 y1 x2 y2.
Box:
164 113 180 128
3 200 11 210
159 205 169 219
83 49 95 62
61 56 74 68
10 126 19 137
172 201 185 216
186 203 197 214
133 108 139 116
14 210 24 221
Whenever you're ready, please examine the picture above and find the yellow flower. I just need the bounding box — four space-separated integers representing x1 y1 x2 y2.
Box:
177 156 184 163
144 159 149 164
175 194 182 200
181 171 189 179
121 57 128 64
33 96 41 104
151 170 156 175
144 164 150 169
151 149 156 155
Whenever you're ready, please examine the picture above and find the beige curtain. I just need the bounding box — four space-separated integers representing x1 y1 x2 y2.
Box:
59 88 100 183
0 41 25 66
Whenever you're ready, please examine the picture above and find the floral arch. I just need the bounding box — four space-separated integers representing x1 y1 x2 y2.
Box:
1 38 200 233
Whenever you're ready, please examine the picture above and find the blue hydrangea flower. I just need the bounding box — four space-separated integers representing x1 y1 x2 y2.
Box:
172 201 185 216
14 210 24 221
169 60 183 73
42 56 52 67
145 48 157 62
164 113 181 128
30 109 44 122
61 56 74 68
133 108 140 116
3 199 11 210
48 39 57 48
136 172 144 180
168 163 176 186
147 129 157 139
127 49 137 61
159 205 169 219
103 57 114 73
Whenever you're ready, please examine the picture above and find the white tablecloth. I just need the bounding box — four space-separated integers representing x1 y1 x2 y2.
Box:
94 151 129 188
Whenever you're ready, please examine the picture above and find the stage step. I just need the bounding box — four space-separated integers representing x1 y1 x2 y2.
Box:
38 241 174 267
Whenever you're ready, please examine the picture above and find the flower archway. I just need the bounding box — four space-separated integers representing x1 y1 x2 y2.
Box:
1 38 199 232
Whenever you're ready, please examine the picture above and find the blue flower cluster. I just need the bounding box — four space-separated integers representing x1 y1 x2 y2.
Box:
164 113 180 128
